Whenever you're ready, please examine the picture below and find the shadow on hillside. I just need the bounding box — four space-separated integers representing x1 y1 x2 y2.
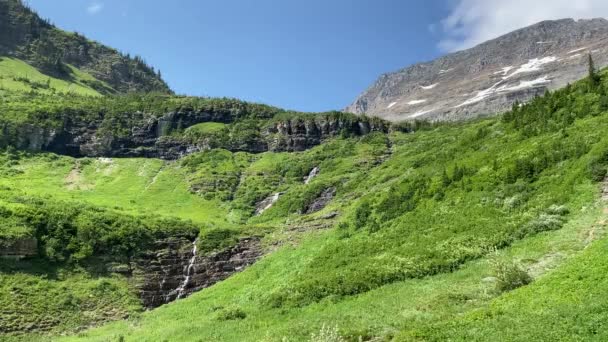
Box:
0 257 62 279
0 256 119 280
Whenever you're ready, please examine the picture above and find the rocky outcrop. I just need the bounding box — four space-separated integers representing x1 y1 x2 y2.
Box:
304 187 336 214
347 18 608 122
0 237 38 259
133 237 262 308
4 111 388 160
264 116 388 152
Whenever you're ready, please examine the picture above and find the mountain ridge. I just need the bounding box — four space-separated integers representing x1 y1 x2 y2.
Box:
0 0 171 94
347 18 608 122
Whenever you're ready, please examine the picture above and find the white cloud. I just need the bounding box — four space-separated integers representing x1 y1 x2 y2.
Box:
87 2 104 15
439 0 608 52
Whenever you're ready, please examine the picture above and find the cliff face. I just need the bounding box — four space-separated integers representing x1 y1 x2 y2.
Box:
264 116 388 152
347 18 608 122
133 237 262 308
5 111 389 159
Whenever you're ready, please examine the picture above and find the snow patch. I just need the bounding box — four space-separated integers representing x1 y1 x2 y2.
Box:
458 76 551 107
509 57 558 78
438 68 454 75
496 76 551 93
536 41 555 44
494 66 514 76
568 47 587 54
407 99 427 105
457 83 500 107
568 53 583 59
409 109 434 118
387 102 398 109
420 83 439 90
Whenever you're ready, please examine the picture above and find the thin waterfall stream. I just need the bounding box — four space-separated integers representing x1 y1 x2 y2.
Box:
176 239 198 299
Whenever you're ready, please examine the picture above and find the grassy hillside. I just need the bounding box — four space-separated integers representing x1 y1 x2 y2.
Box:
0 68 607 341
0 0 170 94
0 56 107 96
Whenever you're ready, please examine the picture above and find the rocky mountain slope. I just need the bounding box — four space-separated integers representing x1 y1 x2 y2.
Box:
347 18 608 121
0 93 388 159
0 0 170 94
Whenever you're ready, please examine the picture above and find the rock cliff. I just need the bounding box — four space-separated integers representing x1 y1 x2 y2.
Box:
4 111 389 159
133 237 262 308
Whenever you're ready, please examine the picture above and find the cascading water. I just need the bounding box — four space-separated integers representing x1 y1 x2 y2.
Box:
255 192 282 215
175 239 198 300
304 166 319 184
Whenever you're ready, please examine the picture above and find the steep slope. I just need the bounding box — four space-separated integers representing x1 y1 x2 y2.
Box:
347 18 608 122
0 56 109 96
2 68 608 341
0 0 170 94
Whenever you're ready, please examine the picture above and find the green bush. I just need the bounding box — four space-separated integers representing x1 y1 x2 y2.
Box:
491 258 532 293
215 306 247 321
197 228 239 254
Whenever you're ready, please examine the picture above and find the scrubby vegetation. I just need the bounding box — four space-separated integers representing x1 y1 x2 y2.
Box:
0 67 603 341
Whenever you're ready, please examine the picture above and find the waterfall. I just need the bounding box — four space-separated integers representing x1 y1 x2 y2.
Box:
176 239 198 300
304 167 319 184
255 192 282 215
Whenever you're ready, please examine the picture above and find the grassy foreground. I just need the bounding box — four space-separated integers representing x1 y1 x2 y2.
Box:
3 68 608 341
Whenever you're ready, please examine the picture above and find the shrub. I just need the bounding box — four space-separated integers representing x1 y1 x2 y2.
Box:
309 325 345 342
587 159 608 182
197 228 239 254
215 306 247 321
491 258 532 293
516 214 564 238
546 205 569 216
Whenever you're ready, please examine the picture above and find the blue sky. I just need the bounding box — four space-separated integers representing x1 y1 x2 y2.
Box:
26 0 608 112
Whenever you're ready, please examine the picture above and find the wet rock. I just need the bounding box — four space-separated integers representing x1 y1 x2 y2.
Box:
304 187 336 214
134 237 262 308
304 167 319 184
255 192 282 216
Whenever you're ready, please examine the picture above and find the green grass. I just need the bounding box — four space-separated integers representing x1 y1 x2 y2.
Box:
184 122 227 135
3 69 608 341
0 57 106 96
0 154 227 224
53 104 608 340
0 259 141 340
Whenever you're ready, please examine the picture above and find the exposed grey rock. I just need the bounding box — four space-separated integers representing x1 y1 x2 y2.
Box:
347 18 608 122
3 110 389 160
304 187 336 214
263 116 388 152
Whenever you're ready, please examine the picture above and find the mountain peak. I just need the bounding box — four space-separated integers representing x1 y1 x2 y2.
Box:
346 18 608 122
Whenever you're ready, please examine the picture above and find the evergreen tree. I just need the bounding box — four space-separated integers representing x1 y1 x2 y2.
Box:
588 54 600 90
